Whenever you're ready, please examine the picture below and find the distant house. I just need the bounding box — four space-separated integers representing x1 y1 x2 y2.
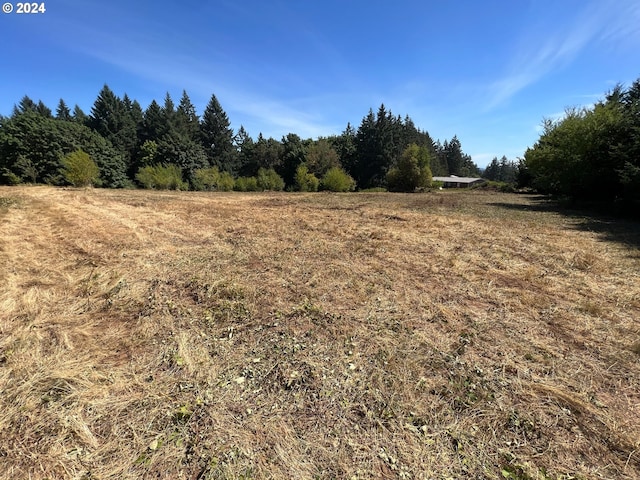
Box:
432 175 485 188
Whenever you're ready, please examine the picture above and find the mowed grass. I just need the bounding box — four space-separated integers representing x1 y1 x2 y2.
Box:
0 186 639 479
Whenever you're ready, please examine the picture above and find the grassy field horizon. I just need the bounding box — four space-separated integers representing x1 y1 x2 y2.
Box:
1 186 639 479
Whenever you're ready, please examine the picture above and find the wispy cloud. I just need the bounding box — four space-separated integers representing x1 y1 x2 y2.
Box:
58 22 341 139
486 0 640 110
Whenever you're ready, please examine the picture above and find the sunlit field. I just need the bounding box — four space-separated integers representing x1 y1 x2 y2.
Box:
1 186 639 479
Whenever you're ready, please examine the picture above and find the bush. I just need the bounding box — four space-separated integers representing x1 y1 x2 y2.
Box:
235 176 260 192
1 168 22 185
257 168 285 191
295 164 319 192
136 164 186 190
321 167 355 192
61 150 100 187
217 171 235 192
192 167 220 191
192 167 234 191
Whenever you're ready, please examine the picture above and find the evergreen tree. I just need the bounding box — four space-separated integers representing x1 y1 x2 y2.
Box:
162 92 176 132
55 99 72 121
353 109 378 188
279 133 307 188
89 85 137 173
333 122 357 175
16 96 37 115
200 94 235 172
175 90 200 141
234 125 254 176
0 111 127 187
72 105 88 124
142 100 165 142
36 101 52 118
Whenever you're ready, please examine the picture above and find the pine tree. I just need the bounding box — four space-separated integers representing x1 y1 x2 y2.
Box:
200 94 235 172
72 105 88 124
89 85 137 172
279 133 307 187
55 99 72 121
142 100 165 142
36 101 52 118
234 125 255 176
334 122 357 176
16 96 37 115
175 90 200 141
353 109 377 188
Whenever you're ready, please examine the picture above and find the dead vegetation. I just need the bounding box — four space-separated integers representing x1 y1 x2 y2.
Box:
0 186 639 479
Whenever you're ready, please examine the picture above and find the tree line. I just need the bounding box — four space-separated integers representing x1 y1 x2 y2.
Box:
0 85 479 191
520 77 640 205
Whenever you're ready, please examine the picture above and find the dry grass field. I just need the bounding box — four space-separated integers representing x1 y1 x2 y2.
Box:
0 186 639 479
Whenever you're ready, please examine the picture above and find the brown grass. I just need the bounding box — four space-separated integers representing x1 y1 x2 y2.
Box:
0 186 639 479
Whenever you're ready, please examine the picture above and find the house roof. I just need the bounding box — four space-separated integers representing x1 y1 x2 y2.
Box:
432 176 484 184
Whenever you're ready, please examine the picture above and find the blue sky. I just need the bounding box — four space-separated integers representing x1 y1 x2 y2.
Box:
1 0 639 168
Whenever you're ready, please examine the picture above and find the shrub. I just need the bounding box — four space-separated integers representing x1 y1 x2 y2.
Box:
257 168 285 191
1 168 22 185
321 167 355 192
217 171 235 192
235 176 260 192
192 167 234 191
192 167 220 191
61 150 100 187
295 164 319 192
135 164 186 190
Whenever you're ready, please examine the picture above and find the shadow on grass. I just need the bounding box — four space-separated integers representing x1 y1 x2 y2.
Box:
490 196 640 252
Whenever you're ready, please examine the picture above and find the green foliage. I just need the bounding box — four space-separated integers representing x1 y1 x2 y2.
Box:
521 78 640 203
0 169 22 185
192 167 220 191
279 133 307 188
386 144 432 192
256 168 285 191
294 164 319 192
61 150 100 187
304 138 340 177
321 167 356 192
135 164 186 190
217 171 235 192
0 111 127 187
192 167 234 191
234 176 260 192
138 140 158 168
201 94 236 173
484 156 518 183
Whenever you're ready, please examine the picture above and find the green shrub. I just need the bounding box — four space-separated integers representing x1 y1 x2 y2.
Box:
192 167 234 191
1 168 22 185
359 187 387 192
321 167 355 192
295 164 319 192
257 168 285 191
235 176 260 192
136 164 186 190
61 150 100 187
217 171 235 192
192 167 220 191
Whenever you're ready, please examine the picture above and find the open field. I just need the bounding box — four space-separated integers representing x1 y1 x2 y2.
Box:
0 186 639 479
